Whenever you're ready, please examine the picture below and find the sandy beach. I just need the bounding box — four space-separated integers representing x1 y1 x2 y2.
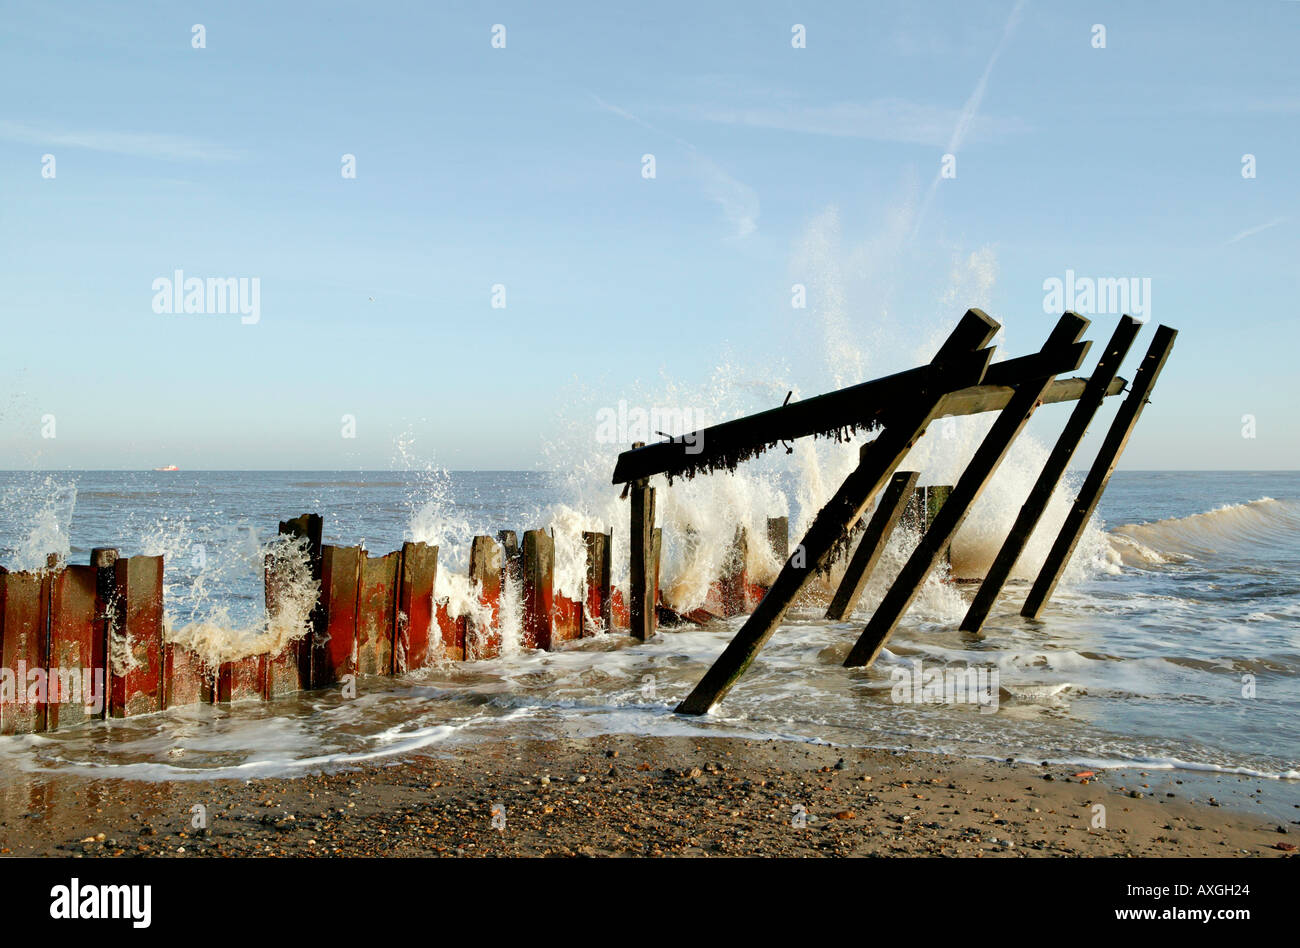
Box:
2 736 1294 858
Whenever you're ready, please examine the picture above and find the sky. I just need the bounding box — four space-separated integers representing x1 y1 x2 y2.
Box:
1 0 1297 470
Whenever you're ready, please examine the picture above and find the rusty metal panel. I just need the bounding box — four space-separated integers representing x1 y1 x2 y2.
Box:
552 594 582 645
356 551 398 677
435 599 465 661
1 570 51 734
314 545 361 687
108 555 164 719
260 645 301 700
396 542 437 673
611 587 629 630
164 642 213 707
47 565 99 730
466 536 502 661
218 654 264 703
259 551 302 699
521 529 553 651
277 514 323 691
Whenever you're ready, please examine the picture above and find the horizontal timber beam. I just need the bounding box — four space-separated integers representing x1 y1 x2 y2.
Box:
612 333 1102 485
937 375 1125 419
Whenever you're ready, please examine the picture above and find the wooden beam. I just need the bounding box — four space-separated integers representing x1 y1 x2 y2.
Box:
824 470 919 621
614 309 1005 485
1021 324 1178 620
674 319 1000 715
938 374 1124 418
843 313 1091 669
960 315 1142 634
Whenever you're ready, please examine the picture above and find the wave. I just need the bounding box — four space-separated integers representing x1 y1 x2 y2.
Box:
1111 497 1300 563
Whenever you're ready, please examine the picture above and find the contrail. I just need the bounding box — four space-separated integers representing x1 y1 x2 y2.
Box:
912 0 1029 239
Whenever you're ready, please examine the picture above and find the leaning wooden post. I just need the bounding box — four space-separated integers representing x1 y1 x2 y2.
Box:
825 470 919 621
844 312 1092 669
628 442 657 641
675 310 1001 715
1021 324 1177 620
960 315 1140 634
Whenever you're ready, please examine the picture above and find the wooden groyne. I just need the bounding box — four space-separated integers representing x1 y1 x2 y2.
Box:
0 510 815 733
0 309 1174 734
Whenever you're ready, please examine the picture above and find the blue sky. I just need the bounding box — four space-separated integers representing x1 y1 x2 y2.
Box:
2 0 1297 470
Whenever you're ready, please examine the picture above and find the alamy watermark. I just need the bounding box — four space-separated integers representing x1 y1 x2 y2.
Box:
596 400 705 453
1 663 106 715
152 270 260 324
890 659 999 713
1042 269 1150 321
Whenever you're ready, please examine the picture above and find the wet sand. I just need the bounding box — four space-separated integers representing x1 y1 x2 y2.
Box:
0 736 1295 858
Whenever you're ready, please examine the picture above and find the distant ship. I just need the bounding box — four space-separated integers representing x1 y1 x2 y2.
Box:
154 465 179 472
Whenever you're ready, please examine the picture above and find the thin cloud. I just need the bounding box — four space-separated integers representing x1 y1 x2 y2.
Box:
676 99 1025 147
1225 216 1287 245
0 120 245 161
591 94 759 239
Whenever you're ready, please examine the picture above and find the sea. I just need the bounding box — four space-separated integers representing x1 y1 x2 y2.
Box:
0 467 1296 820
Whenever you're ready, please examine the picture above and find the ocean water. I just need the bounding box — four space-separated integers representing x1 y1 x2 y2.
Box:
0 468 1296 817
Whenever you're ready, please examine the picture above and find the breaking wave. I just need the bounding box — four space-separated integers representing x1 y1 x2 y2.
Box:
1111 497 1300 564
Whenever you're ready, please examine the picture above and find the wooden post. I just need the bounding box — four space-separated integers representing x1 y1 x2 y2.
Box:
766 517 789 562
47 563 99 730
355 550 400 676
89 547 118 718
960 315 1141 633
628 442 657 641
675 311 1001 715
582 530 611 635
271 515 322 696
467 536 504 659
1021 324 1178 620
313 545 362 687
719 527 748 617
396 541 438 672
924 486 951 532
497 530 519 562
108 555 165 717
824 470 919 621
0 568 52 734
843 314 1091 669
521 529 554 650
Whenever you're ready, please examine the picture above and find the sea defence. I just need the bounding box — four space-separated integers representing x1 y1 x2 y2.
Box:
0 488 954 735
0 309 1174 733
